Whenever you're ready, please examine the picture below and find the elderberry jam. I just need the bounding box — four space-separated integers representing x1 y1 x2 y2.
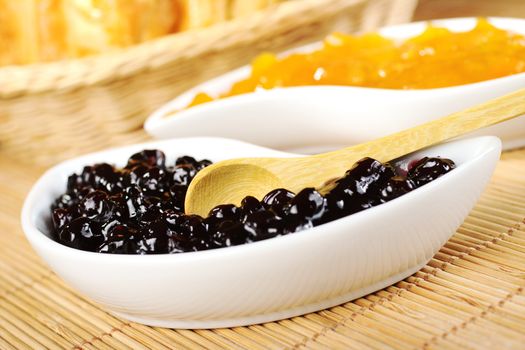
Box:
50 150 455 254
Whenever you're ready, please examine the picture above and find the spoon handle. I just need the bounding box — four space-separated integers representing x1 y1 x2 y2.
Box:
322 87 525 164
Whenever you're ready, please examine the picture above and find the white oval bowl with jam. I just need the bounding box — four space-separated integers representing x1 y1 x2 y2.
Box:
145 17 525 153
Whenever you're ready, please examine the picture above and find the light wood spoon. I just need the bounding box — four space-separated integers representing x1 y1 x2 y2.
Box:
185 88 525 216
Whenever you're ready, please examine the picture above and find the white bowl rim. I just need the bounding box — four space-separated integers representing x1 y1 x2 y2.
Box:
21 135 501 264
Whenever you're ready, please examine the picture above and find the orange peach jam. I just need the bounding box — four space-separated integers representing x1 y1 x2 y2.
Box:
187 19 525 108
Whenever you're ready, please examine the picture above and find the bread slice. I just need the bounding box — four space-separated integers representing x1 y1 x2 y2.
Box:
62 0 180 57
131 0 182 41
0 0 68 64
38 0 68 62
229 0 280 18
0 1 17 65
178 0 280 31
178 0 228 30
0 1 40 65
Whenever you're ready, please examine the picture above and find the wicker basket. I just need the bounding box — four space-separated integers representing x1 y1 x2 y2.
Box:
0 0 418 166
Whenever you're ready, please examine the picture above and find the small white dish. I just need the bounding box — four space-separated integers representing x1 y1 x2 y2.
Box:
22 136 500 329
145 17 525 153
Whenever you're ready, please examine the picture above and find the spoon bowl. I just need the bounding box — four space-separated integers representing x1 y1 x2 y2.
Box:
145 17 525 153
22 136 500 328
188 162 284 209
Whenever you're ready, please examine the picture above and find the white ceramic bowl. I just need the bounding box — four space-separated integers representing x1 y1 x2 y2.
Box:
21 136 500 328
145 17 525 153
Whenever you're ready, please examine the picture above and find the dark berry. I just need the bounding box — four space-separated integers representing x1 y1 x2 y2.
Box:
241 196 265 217
196 159 212 171
100 218 122 238
206 204 241 231
284 188 325 220
408 157 456 187
174 215 211 251
212 220 249 247
262 188 295 215
52 208 72 229
325 158 395 215
93 163 120 193
107 193 129 221
75 187 93 202
60 217 104 251
128 149 166 168
208 204 240 222
244 211 284 241
171 164 196 186
317 194 346 224
169 184 187 212
139 206 163 225
135 220 179 254
163 209 181 229
78 190 109 219
175 156 198 166
54 193 75 209
125 164 149 186
335 157 395 196
66 173 82 194
379 176 415 201
98 225 140 254
137 167 167 195
80 165 95 186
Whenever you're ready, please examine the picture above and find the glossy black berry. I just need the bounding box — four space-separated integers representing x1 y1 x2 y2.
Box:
169 184 187 212
284 188 325 220
244 211 284 241
139 206 163 225
128 149 166 168
98 225 139 254
176 155 198 166
208 204 240 222
137 167 167 195
175 215 211 251
123 185 147 219
177 156 212 171
240 196 265 217
379 176 416 201
92 163 120 193
212 220 249 247
262 188 295 215
125 164 149 186
52 208 72 229
407 157 456 187
196 159 212 171
325 158 396 216
100 218 122 238
334 158 395 196
135 220 174 254
78 190 109 219
171 164 196 186
107 193 129 221
163 209 181 229
60 217 104 251
54 193 75 209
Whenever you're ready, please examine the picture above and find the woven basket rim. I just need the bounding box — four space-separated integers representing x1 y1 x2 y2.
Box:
0 0 375 97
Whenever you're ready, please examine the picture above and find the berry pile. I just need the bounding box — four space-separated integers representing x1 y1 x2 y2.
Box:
51 150 455 254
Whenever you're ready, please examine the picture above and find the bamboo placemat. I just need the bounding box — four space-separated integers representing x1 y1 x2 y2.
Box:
1 147 525 349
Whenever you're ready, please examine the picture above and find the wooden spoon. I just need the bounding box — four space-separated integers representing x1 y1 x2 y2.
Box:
185 88 525 216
